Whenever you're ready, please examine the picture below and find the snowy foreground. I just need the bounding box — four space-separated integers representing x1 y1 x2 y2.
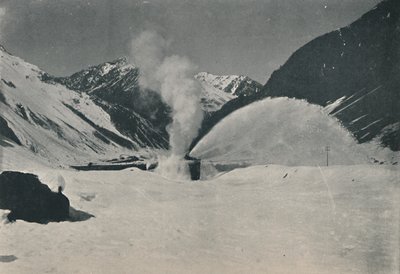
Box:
0 164 399 274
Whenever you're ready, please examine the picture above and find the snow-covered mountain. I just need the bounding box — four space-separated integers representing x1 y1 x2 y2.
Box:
47 58 261 115
262 0 400 151
42 58 171 150
192 0 400 151
43 59 262 151
0 46 262 166
195 72 262 112
43 58 262 156
0 46 163 166
190 97 396 169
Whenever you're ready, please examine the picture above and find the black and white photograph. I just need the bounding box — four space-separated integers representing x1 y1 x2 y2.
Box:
0 0 399 273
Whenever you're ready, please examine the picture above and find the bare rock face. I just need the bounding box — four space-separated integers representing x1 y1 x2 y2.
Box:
262 0 400 150
0 171 70 223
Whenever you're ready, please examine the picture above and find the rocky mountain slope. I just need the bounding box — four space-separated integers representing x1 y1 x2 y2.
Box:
44 58 261 154
47 59 261 113
192 0 400 151
0 46 261 166
263 0 400 150
41 58 171 150
0 46 163 166
195 72 262 112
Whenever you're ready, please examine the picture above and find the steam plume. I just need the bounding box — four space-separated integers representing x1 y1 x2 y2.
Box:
130 31 203 179
130 31 168 90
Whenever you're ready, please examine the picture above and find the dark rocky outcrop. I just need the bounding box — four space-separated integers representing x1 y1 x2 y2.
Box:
0 171 70 223
262 0 400 150
0 116 22 145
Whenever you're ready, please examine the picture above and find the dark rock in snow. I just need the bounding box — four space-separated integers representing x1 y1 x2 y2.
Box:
0 171 70 223
0 116 22 145
0 255 18 263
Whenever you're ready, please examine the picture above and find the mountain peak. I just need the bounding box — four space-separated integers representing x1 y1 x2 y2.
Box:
195 71 262 112
195 72 262 97
95 57 136 76
45 57 139 93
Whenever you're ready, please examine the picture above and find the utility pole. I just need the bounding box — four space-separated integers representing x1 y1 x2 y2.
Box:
325 145 330 166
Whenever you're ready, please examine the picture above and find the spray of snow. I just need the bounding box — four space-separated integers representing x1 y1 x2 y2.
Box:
190 97 377 167
130 31 203 179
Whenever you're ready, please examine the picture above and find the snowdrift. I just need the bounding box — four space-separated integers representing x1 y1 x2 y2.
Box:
0 165 398 273
191 97 375 166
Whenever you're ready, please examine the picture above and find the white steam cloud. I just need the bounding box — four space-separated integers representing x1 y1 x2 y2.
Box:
130 31 169 90
130 31 203 179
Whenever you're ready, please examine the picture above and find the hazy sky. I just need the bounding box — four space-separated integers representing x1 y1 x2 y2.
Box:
0 0 380 83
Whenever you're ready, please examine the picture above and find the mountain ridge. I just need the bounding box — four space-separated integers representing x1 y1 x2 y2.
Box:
191 0 400 151
0 45 165 166
263 0 400 150
0 45 262 166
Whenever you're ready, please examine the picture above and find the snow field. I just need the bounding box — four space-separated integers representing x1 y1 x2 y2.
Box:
0 164 398 274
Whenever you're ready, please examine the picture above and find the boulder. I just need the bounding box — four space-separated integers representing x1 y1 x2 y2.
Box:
0 171 70 223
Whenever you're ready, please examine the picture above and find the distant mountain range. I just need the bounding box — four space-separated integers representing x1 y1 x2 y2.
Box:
0 48 142 166
192 0 400 151
0 46 261 166
42 57 171 150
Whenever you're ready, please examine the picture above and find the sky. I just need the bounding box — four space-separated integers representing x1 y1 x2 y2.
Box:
0 0 380 84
